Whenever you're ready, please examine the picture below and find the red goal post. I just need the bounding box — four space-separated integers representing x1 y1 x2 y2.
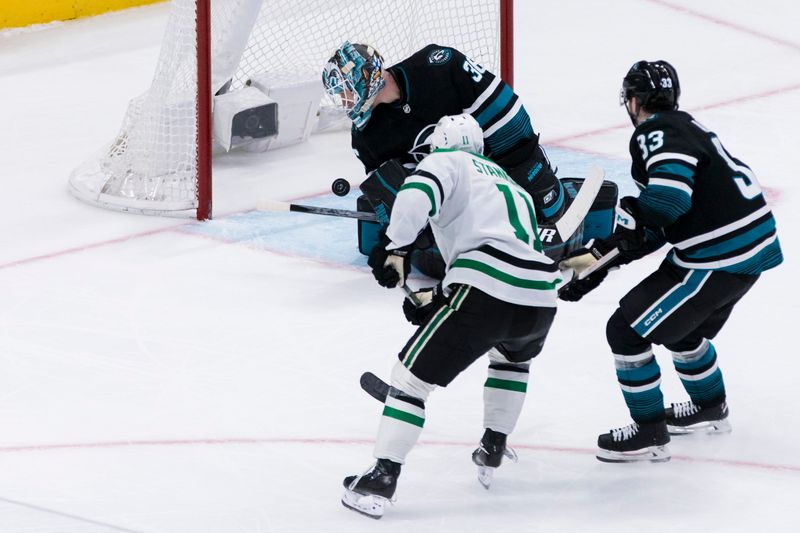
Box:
70 0 514 220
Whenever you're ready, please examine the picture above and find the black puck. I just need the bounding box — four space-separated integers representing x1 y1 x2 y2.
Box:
331 178 351 196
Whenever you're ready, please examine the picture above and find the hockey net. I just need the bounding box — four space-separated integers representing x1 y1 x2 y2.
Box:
69 0 512 219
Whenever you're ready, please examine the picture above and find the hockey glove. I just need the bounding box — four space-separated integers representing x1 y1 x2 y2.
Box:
368 232 411 289
402 284 446 326
558 246 611 302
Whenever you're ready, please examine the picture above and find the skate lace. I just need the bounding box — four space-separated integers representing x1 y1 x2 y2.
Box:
673 401 700 418
611 423 639 442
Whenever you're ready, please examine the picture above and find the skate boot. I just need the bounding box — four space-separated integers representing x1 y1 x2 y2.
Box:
596 421 670 463
665 400 731 435
341 458 401 519
471 428 518 489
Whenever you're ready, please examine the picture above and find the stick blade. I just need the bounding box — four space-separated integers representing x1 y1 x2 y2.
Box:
554 166 605 240
256 199 291 212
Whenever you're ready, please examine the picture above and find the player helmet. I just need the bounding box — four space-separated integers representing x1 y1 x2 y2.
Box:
322 41 385 129
620 60 681 112
429 114 484 155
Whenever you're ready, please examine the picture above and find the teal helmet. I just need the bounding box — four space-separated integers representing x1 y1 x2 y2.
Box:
322 42 385 129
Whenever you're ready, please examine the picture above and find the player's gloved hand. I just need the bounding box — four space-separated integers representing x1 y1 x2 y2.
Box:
402 284 446 325
558 246 611 302
368 232 411 289
558 267 609 302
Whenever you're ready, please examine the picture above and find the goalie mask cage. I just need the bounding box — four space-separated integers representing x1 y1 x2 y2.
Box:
69 0 514 220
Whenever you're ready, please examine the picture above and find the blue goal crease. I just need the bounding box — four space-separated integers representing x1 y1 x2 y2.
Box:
183 148 635 267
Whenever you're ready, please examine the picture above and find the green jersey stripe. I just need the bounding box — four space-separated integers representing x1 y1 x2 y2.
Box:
400 182 437 216
451 258 562 289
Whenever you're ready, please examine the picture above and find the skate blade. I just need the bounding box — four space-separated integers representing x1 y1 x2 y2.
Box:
596 445 671 464
668 418 732 436
341 489 387 519
477 466 495 489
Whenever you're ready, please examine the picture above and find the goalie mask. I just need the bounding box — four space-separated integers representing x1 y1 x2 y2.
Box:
429 114 484 155
322 41 385 129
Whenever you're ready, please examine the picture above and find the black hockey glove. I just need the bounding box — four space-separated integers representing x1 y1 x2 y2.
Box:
604 197 666 262
368 232 411 289
557 246 611 302
402 284 446 326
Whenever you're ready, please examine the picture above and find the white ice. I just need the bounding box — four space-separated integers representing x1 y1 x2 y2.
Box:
0 1 798 531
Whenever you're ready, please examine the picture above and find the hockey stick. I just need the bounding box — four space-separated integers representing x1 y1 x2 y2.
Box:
257 199 378 222
554 166 605 241
360 371 390 403
577 247 620 280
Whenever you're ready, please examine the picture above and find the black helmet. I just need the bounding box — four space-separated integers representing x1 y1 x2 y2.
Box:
620 60 680 112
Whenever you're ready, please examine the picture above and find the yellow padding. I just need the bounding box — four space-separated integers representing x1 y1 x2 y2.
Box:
1 0 165 29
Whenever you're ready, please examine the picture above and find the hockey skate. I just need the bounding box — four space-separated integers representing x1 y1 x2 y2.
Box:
471 429 518 489
596 421 671 463
665 400 731 435
341 458 401 519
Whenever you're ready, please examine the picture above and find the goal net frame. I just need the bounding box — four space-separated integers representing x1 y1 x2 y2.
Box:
69 0 514 220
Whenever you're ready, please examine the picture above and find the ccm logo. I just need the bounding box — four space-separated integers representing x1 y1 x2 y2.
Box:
539 228 557 243
644 308 663 326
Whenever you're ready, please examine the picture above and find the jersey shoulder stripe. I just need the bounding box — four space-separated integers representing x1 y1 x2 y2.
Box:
399 181 437 216
413 170 445 202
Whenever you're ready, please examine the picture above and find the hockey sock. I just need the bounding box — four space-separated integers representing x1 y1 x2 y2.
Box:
670 339 726 406
373 392 425 464
614 348 665 422
483 361 530 435
372 362 435 463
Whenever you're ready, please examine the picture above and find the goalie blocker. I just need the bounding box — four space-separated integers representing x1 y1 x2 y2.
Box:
357 159 618 279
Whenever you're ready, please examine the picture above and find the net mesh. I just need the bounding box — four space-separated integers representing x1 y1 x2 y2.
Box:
69 0 502 217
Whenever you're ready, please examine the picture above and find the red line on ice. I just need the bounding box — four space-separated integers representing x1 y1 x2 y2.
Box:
1 436 798 475
645 0 800 53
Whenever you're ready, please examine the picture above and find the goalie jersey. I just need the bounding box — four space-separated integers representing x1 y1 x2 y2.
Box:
628 110 782 274
386 149 561 308
352 44 538 173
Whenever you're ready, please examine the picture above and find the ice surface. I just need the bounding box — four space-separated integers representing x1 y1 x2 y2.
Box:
0 1 798 531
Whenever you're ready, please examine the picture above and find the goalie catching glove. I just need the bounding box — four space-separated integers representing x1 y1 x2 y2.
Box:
368 231 412 288
559 198 665 301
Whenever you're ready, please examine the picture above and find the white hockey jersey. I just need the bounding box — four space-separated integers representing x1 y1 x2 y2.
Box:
386 149 560 307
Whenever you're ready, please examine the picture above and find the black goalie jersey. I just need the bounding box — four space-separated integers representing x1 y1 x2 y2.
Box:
352 44 538 173
628 110 782 275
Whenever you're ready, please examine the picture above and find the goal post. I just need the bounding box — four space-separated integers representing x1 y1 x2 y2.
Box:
70 0 515 220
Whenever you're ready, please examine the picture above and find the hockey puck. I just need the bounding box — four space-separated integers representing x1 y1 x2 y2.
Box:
331 178 351 196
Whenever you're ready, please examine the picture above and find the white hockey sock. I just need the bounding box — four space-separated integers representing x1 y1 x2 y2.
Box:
483 354 530 435
372 362 435 463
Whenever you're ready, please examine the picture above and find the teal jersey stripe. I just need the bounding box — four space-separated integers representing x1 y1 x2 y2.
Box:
451 258 561 289
650 163 696 182
715 238 783 274
684 218 776 259
638 185 691 226
476 84 514 127
400 182 437 216
484 377 527 392
486 111 534 155
382 405 425 427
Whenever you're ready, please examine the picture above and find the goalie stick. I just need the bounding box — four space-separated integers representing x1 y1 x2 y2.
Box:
256 199 378 221
554 166 605 241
